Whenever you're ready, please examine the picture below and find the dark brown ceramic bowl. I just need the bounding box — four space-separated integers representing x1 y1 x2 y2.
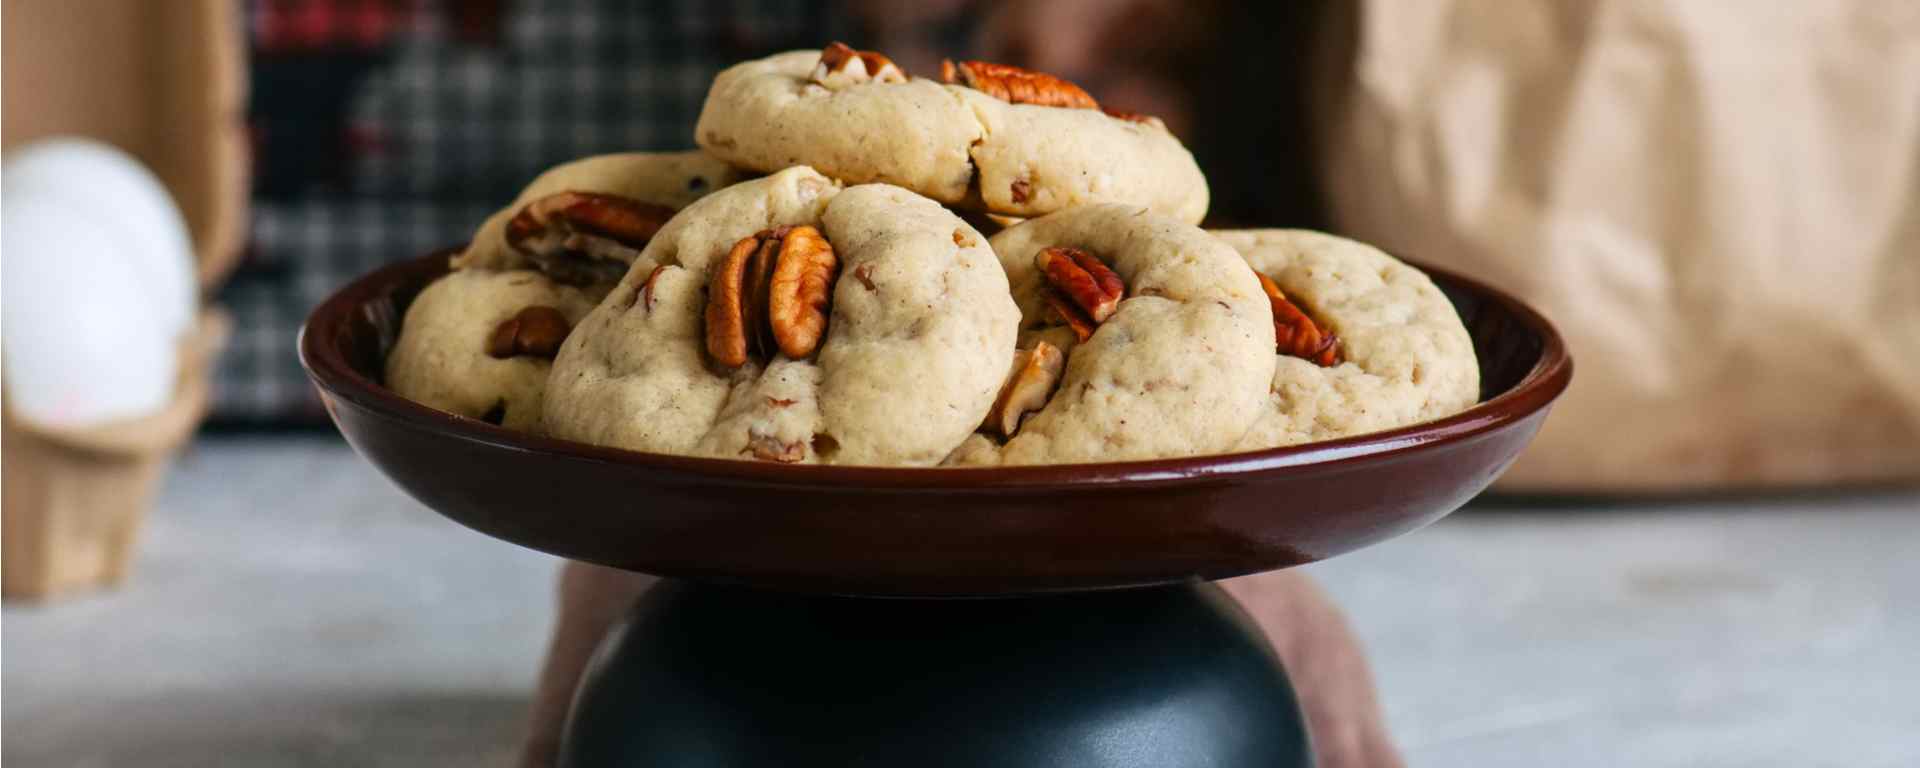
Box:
301 251 1570 596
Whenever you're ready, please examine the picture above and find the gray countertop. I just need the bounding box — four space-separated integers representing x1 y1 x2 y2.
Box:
5 437 1916 767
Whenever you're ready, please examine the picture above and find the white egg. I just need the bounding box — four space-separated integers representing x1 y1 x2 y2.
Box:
2 138 197 340
2 197 179 427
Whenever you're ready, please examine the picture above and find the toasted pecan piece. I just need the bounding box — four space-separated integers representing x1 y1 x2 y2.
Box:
1256 272 1341 366
705 225 841 368
486 305 572 360
1037 246 1124 323
1043 291 1098 343
940 59 1098 109
984 341 1066 437
504 192 676 285
706 236 758 368
813 41 906 86
767 225 839 359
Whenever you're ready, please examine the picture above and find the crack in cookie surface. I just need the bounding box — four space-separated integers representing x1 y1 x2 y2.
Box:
694 49 1207 223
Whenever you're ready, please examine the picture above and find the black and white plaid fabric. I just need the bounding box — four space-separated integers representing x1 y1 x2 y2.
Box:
217 0 856 426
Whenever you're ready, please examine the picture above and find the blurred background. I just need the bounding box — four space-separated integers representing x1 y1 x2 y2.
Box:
3 1 1916 766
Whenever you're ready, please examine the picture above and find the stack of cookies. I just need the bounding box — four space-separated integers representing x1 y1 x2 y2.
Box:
386 44 1480 466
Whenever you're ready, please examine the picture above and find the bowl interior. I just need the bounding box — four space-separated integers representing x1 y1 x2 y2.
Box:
301 252 1569 595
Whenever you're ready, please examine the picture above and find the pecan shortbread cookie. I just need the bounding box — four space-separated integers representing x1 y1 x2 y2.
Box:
694 46 1208 224
947 205 1275 465
390 152 741 431
385 268 599 430
1212 229 1480 449
542 167 1020 466
455 151 747 282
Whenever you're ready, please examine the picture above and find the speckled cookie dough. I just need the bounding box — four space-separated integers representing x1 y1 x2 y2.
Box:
949 205 1275 465
1212 229 1480 449
454 150 747 277
542 167 1020 466
695 52 981 206
385 268 600 431
952 88 1209 225
694 49 1208 224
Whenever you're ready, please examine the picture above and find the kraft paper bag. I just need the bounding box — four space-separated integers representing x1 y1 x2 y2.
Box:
1312 0 1920 492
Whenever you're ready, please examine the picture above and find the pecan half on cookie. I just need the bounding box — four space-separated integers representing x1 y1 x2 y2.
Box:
706 225 840 368
983 341 1066 437
1256 273 1341 366
505 191 677 285
812 41 905 87
940 59 1098 110
1037 246 1125 342
486 305 572 360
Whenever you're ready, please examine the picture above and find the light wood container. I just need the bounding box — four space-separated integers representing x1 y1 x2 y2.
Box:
1 0 247 599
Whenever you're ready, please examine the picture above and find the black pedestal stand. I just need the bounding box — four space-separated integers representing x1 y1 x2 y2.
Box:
560 580 1312 767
